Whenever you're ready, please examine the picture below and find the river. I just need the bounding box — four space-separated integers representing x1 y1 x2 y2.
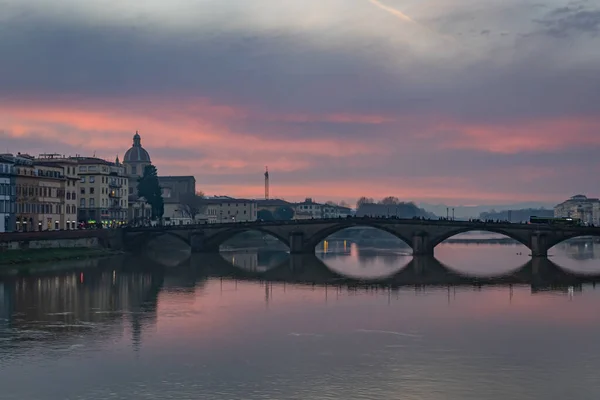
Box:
1 235 600 399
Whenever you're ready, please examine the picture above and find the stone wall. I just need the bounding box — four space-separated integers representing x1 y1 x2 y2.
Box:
1 237 101 251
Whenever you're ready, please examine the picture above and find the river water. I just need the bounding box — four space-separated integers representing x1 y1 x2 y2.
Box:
2 235 600 399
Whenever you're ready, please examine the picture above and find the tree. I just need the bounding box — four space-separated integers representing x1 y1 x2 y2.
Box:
179 191 206 221
257 209 274 221
137 165 164 220
339 200 351 208
380 196 400 205
273 206 294 220
356 197 375 209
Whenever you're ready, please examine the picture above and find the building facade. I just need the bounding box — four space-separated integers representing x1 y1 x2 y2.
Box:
0 155 16 232
294 198 323 219
75 157 128 226
121 131 196 224
203 197 257 223
322 204 352 219
554 195 600 226
35 154 79 230
14 154 68 231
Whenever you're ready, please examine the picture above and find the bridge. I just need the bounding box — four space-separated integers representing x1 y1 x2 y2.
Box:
122 218 600 257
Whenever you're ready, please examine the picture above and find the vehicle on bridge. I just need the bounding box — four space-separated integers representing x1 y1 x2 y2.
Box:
529 216 581 226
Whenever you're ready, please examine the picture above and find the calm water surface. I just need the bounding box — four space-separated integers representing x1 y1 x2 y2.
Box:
2 236 600 400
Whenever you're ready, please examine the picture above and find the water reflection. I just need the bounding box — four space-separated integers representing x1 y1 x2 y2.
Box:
319 242 413 280
550 238 600 273
0 243 600 400
2 243 600 399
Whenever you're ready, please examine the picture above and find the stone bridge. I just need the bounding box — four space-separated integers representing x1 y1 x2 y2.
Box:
122 218 600 257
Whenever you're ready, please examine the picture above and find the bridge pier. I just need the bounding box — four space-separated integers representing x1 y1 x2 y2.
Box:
530 233 549 257
190 232 218 254
412 234 434 256
289 231 308 254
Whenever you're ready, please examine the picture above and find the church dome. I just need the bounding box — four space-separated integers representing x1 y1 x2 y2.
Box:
124 131 151 163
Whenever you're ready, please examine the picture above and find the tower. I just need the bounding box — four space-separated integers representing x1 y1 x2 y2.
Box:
264 166 269 200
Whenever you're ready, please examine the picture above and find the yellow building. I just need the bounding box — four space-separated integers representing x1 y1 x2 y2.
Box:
36 154 79 229
13 154 71 231
203 197 257 223
74 157 128 227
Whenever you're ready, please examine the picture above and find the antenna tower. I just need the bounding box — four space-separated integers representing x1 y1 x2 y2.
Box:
264 166 269 200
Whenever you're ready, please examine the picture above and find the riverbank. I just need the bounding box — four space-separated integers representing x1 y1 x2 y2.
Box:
0 247 126 267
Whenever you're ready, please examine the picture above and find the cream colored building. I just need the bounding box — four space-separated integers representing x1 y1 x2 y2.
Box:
36 154 79 229
75 157 128 226
203 197 257 223
554 195 600 226
13 154 72 231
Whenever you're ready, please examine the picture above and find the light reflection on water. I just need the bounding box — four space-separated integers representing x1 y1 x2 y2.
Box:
1 239 600 399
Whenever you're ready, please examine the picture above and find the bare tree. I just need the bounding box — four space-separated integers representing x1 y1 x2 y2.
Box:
179 191 206 221
339 200 351 208
380 196 400 205
356 197 375 209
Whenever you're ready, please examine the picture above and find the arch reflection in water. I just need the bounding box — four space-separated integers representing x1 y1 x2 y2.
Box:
220 249 290 273
175 251 600 292
319 242 412 280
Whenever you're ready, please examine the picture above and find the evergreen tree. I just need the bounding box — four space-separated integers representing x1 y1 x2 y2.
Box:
137 165 164 220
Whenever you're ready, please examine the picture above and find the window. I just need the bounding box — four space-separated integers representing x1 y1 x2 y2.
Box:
80 198 85 208
80 187 85 194
66 192 71 200
80 176 85 183
131 166 137 175
89 176 95 183
79 166 87 172
72 192 76 200
90 187 95 194
90 198 95 207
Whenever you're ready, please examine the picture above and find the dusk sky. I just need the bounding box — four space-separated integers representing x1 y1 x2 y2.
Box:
1 0 599 206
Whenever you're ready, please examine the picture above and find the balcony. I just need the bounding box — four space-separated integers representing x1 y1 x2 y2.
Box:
108 191 122 198
109 181 122 188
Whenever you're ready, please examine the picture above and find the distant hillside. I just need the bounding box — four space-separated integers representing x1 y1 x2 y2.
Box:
479 208 554 223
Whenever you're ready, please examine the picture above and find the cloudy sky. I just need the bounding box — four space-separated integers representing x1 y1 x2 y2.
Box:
1 0 599 205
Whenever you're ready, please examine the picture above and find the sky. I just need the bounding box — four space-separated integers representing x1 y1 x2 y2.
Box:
1 0 599 206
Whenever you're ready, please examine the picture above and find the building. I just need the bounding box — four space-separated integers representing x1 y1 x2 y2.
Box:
13 154 67 231
202 197 257 223
294 198 323 219
322 204 352 219
121 131 196 224
123 131 152 183
75 157 128 226
0 155 16 232
159 176 196 201
35 154 79 230
255 199 294 214
554 195 600 226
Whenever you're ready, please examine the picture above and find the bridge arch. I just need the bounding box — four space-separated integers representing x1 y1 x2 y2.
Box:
430 227 530 249
305 222 413 250
546 233 600 251
205 227 291 249
144 231 191 247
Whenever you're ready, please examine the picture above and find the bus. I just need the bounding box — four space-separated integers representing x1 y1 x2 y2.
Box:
529 216 581 226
